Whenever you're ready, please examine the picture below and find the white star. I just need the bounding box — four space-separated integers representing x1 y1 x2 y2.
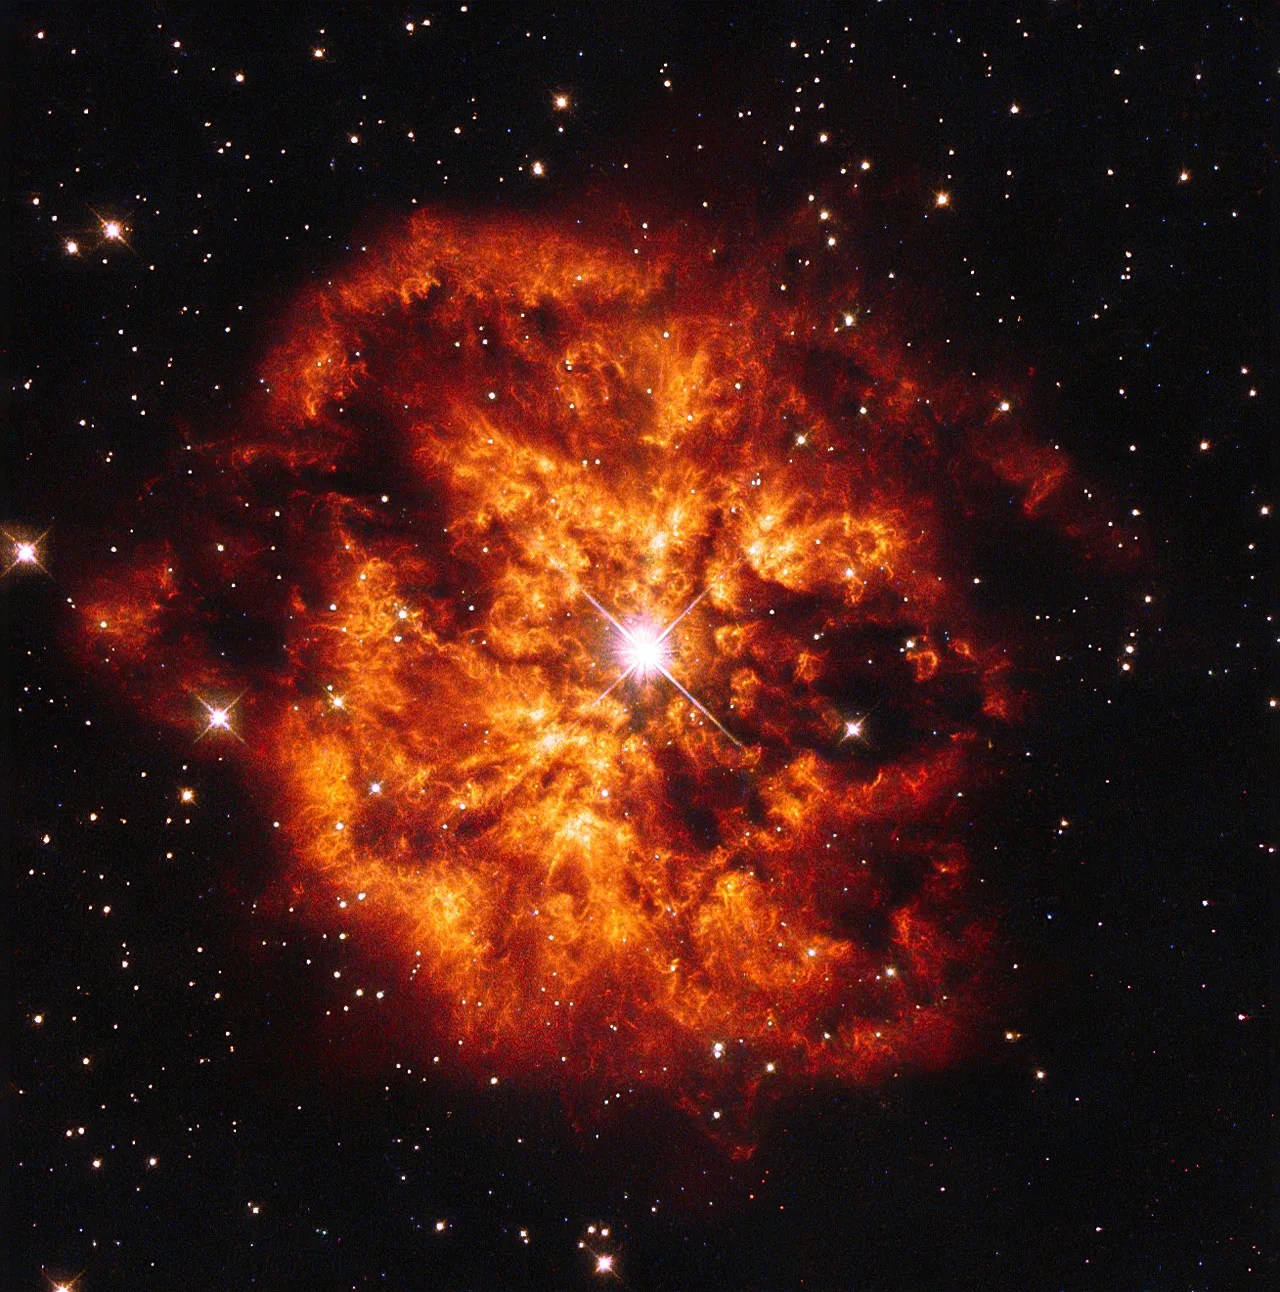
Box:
195 693 245 742
618 623 669 679
582 585 740 747
3 528 49 575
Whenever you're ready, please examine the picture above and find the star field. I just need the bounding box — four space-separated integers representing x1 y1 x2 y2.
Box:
8 5 1271 1289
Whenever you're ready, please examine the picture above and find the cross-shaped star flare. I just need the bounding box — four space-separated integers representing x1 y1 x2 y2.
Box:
582 587 741 747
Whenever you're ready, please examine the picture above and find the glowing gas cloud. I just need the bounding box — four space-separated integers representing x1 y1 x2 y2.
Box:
76 208 1102 1123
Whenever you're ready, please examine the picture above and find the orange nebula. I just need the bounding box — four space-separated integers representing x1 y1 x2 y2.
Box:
76 208 1097 1124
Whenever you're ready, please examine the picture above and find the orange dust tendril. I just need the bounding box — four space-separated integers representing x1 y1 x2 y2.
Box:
80 210 1101 1133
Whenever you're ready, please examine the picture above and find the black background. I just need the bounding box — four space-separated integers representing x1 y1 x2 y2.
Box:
6 4 1272 1289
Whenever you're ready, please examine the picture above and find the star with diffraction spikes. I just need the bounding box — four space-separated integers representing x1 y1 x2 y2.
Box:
3 528 49 576
582 584 741 747
194 692 245 742
88 207 134 253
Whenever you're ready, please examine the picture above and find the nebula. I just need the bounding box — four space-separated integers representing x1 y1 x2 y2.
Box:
75 208 1099 1125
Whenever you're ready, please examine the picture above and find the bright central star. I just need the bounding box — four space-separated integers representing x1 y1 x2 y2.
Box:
581 587 741 747
619 623 669 679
